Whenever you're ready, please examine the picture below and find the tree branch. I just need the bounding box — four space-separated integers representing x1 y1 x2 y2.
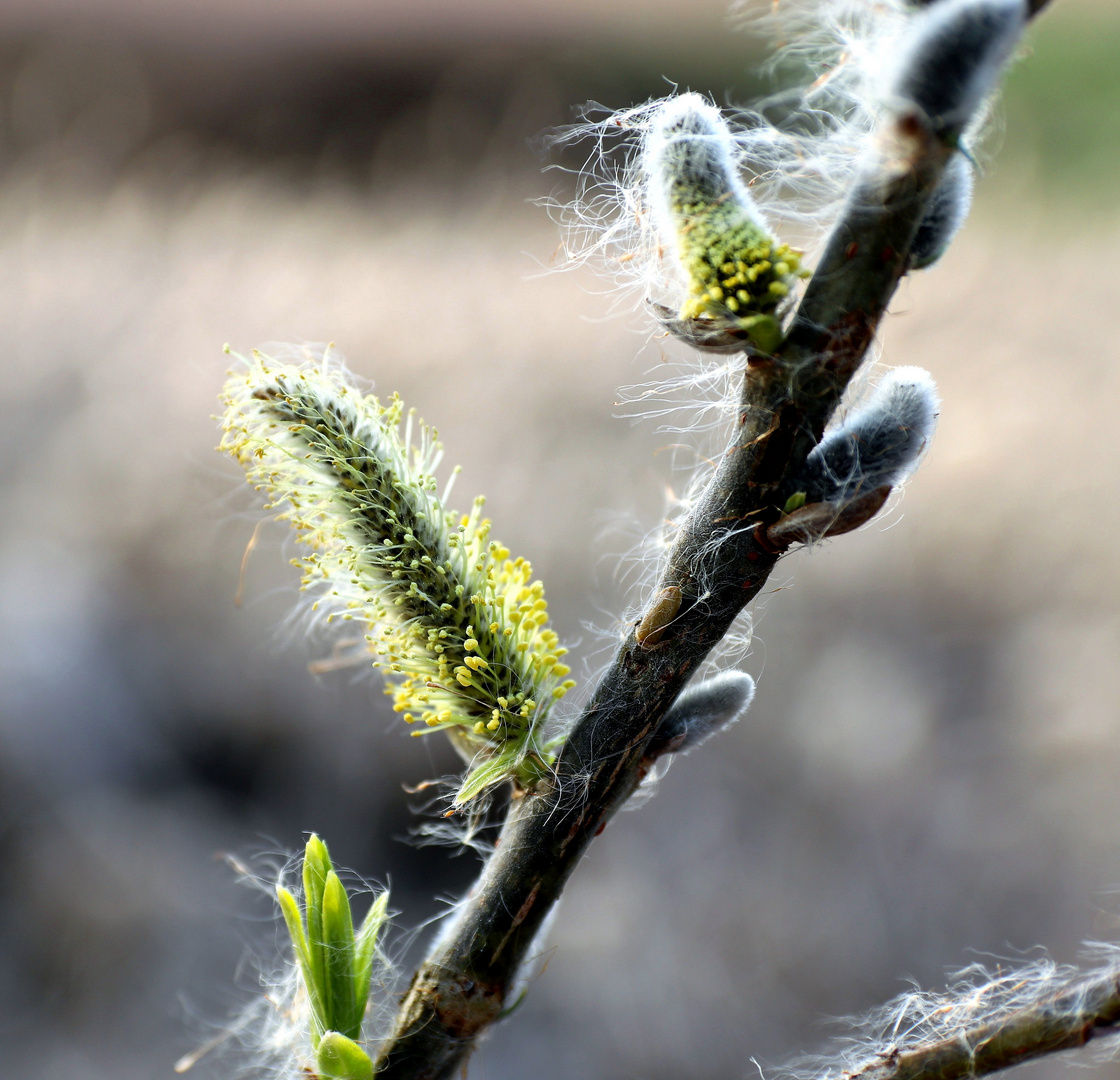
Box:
847 967 1120 1080
371 106 949 1080
372 6 1050 1073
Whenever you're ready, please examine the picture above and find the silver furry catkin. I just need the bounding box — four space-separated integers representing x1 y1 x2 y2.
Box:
911 152 975 268
887 0 1026 137
797 367 940 504
646 671 756 758
767 368 940 549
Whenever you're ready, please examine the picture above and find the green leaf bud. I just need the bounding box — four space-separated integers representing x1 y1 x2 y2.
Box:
275 834 389 1057
317 1032 375 1080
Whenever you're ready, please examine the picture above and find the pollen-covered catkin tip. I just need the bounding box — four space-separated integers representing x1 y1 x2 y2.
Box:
889 0 1026 135
645 94 805 333
646 670 756 758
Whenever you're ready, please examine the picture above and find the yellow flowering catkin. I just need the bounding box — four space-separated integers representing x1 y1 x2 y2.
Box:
645 95 807 333
220 350 575 804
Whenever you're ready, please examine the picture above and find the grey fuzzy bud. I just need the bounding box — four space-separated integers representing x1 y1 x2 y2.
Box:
799 367 940 504
646 671 756 759
911 152 974 269
645 94 749 210
889 0 1026 136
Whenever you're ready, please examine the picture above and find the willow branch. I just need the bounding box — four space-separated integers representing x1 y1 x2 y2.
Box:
372 6 1050 1073
370 108 951 1080
847 968 1120 1080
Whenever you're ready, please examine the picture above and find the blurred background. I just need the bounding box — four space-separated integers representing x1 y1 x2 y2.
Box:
2 0 1120 1077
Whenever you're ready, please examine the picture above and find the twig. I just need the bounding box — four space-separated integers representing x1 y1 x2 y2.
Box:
848 968 1120 1080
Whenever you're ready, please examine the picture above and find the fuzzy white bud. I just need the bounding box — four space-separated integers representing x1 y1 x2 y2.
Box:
911 152 975 269
799 366 940 504
888 0 1026 136
646 670 756 758
646 94 762 226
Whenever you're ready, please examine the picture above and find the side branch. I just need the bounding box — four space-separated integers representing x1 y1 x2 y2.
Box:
848 968 1120 1080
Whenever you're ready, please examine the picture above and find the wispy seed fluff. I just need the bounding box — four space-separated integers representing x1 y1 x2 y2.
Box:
645 94 808 350
778 945 1120 1080
220 350 575 805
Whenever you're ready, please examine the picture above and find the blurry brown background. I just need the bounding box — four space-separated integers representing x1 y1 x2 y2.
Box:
2 0 1120 1077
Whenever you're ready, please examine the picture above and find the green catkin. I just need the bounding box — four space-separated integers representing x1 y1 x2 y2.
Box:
220 350 575 804
669 183 804 322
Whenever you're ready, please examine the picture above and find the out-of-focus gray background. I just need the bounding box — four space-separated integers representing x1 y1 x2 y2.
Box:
2 0 1120 1077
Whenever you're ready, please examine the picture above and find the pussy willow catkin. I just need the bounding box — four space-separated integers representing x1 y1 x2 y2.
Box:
221 350 575 804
